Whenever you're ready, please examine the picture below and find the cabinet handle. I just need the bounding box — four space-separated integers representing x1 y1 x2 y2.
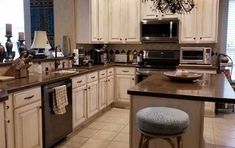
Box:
108 79 110 82
24 95 34 100
91 76 95 79
77 80 82 83
122 70 129 73
125 38 127 40
84 88 87 91
109 71 112 73
88 87 91 89
156 15 158 17
120 38 122 40
101 73 105 76
200 37 202 39
193 37 196 40
7 120 10 123
6 105 9 109
132 78 135 81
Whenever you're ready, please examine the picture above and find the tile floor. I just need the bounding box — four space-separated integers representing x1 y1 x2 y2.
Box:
56 108 235 148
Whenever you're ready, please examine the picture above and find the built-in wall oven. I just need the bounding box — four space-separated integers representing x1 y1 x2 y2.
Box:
42 79 72 148
136 50 180 82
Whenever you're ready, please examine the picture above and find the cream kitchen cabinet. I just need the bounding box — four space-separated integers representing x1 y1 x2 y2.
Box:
72 75 87 129
99 70 107 110
91 0 108 43
180 0 219 43
107 75 114 105
87 72 99 118
141 0 178 20
0 102 6 148
109 0 140 43
115 67 136 102
5 87 42 148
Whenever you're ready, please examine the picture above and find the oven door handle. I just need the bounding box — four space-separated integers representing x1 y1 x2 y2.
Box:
170 21 173 39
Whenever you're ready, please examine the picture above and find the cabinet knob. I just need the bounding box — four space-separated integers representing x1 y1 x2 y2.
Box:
200 37 202 39
132 78 135 81
7 120 10 123
193 37 196 40
156 15 158 17
6 105 9 109
125 38 127 40
120 38 122 40
88 87 91 89
39 106 42 109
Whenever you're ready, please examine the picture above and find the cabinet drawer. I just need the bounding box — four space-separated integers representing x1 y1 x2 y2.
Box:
13 87 41 108
116 67 135 75
99 70 107 79
72 75 87 88
107 68 114 76
87 72 98 83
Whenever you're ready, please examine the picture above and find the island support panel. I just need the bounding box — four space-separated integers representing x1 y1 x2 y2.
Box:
130 95 205 148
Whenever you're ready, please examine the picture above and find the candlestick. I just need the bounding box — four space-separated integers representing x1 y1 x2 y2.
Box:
18 32 24 40
18 40 27 55
6 24 12 36
5 35 13 61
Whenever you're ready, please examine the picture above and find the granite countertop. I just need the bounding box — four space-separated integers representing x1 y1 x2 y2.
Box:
128 71 235 103
0 63 136 102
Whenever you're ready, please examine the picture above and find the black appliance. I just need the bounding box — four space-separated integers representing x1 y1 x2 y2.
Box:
90 48 105 64
42 79 72 148
136 50 180 82
141 19 179 43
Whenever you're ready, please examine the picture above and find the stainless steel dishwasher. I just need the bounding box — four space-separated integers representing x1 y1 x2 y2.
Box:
42 79 72 148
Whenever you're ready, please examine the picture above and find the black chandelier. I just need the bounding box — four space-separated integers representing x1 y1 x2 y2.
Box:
142 0 195 14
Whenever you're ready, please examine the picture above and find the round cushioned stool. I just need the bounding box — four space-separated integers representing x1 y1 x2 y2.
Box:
136 107 189 148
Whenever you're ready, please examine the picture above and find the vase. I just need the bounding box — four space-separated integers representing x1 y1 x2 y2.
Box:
0 43 5 62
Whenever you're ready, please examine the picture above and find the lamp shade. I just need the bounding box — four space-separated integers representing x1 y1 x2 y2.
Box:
31 31 51 49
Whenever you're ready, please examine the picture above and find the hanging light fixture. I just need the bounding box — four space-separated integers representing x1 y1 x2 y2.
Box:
142 0 195 14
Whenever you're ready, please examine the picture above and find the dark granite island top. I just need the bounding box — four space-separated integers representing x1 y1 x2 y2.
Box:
128 71 235 103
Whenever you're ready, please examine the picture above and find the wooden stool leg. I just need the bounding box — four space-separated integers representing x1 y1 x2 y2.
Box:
138 133 144 148
143 136 150 148
177 136 183 148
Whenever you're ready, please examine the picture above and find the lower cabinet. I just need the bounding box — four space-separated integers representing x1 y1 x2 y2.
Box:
116 74 136 102
107 75 114 105
0 102 6 148
14 101 42 148
72 85 87 129
99 77 107 110
87 80 99 118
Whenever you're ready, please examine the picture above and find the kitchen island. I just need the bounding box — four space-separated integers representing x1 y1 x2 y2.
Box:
128 72 235 148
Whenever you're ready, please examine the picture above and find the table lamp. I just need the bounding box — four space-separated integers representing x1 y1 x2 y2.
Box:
31 31 51 58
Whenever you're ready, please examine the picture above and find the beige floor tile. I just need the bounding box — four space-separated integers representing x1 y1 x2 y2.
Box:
96 116 114 123
111 118 129 125
106 141 129 148
63 136 88 148
214 137 235 147
120 125 129 134
91 130 118 141
80 139 110 148
102 123 125 132
76 128 99 138
113 132 129 143
87 121 107 130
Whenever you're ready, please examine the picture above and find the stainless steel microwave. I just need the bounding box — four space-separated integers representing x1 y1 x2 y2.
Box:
141 19 179 43
180 47 212 65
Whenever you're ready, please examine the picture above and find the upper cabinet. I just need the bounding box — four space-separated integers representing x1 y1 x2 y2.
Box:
180 0 219 43
109 0 140 43
91 0 109 43
141 0 178 20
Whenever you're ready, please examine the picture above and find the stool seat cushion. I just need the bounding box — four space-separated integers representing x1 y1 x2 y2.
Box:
136 107 189 135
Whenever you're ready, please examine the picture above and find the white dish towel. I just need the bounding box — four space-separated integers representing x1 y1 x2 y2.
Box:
52 85 68 115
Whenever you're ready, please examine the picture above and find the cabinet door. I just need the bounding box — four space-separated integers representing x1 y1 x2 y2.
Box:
73 85 87 129
116 75 136 102
107 75 114 105
98 0 108 43
179 5 198 43
141 0 159 19
91 0 100 42
0 102 6 148
87 81 99 118
99 78 107 110
124 0 140 43
197 0 219 43
14 101 42 148
109 0 123 43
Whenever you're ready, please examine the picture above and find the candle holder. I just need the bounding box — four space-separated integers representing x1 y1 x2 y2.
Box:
5 35 13 61
17 40 27 56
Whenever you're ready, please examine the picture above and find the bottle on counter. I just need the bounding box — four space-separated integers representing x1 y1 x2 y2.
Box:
133 50 138 63
128 50 133 63
137 50 143 63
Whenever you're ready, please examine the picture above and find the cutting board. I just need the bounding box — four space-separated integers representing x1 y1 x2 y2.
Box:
0 76 15 81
